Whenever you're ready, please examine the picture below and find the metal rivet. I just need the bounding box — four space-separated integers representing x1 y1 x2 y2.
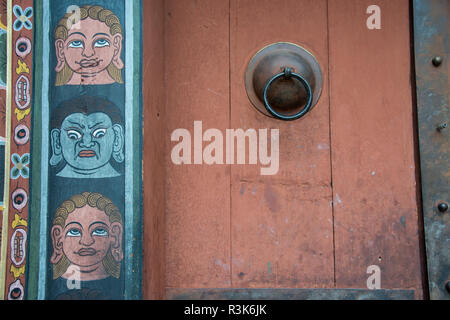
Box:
283 67 293 78
437 202 448 213
437 123 447 132
446 281 450 293
432 56 443 67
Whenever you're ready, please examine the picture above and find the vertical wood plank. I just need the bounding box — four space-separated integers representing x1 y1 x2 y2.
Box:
165 0 231 288
413 0 449 300
230 0 334 288
328 0 424 298
143 0 166 299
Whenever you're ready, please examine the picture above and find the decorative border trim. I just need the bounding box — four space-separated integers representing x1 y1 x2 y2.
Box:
0 0 13 300
1 0 34 300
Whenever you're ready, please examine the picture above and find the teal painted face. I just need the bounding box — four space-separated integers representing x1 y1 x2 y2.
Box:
51 112 125 178
60 113 115 171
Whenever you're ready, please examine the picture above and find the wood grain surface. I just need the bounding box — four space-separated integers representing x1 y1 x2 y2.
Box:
142 0 424 299
328 0 423 298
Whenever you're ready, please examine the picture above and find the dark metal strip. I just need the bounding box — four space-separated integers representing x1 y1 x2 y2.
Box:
166 288 415 300
413 0 449 300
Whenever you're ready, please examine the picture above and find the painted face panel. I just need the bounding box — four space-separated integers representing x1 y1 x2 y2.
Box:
59 17 123 85
64 19 115 75
60 112 115 171
62 206 113 269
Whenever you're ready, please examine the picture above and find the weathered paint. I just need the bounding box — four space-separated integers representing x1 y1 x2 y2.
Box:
142 0 166 300
230 0 334 289
328 0 424 299
165 0 231 288
413 0 449 300
160 0 424 299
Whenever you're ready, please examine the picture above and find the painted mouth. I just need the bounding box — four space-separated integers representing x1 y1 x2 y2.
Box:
77 248 97 256
78 150 96 158
77 59 102 68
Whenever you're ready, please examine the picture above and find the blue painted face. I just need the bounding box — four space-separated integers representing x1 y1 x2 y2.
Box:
50 112 124 178
61 113 114 170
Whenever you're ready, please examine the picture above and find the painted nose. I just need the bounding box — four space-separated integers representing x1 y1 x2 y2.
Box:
80 134 95 148
79 232 94 246
82 45 95 58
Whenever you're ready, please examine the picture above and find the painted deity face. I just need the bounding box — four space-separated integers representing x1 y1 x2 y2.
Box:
61 205 116 269
55 17 123 84
60 112 116 172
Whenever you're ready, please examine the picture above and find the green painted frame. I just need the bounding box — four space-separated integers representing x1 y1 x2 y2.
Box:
26 0 143 300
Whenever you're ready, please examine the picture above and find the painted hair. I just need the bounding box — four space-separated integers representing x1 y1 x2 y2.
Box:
50 95 123 129
54 5 123 86
52 192 123 280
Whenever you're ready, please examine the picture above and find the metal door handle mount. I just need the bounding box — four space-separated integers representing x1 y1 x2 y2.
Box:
263 67 313 121
245 42 323 121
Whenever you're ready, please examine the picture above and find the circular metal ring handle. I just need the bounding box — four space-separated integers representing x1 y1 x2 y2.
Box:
263 67 313 121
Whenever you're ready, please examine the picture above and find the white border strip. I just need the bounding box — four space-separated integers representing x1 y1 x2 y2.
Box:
38 0 50 300
124 0 134 299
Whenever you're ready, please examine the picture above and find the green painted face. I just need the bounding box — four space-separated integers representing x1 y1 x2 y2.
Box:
58 112 118 174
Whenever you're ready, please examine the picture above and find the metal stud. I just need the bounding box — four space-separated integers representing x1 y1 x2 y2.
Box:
432 56 443 67
437 123 447 132
437 202 448 213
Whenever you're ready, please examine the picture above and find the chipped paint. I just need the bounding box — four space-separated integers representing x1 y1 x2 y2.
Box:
318 143 330 150
264 185 279 212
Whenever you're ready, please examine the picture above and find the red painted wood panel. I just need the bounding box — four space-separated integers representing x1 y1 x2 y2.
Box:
143 0 166 299
328 0 424 298
142 0 424 298
229 0 334 288
164 0 231 288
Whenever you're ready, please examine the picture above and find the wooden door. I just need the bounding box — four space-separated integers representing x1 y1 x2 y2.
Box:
142 0 426 299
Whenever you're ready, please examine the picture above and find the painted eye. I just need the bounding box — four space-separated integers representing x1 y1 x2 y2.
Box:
92 128 106 139
68 40 84 48
92 228 108 236
94 39 110 48
67 229 81 237
67 130 82 140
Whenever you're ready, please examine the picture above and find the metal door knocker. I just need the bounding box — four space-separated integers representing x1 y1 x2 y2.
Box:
245 42 323 121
